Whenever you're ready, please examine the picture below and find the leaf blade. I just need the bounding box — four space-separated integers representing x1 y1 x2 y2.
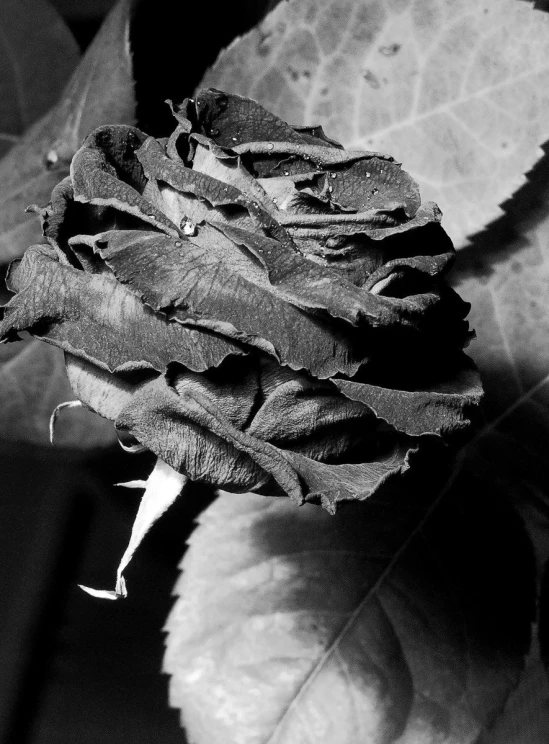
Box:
201 0 549 247
0 0 136 262
164 472 533 744
0 0 79 157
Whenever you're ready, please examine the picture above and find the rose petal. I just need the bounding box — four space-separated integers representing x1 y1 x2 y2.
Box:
115 375 303 498
0 245 243 374
192 89 310 147
334 360 483 438
286 443 417 514
71 126 179 236
91 228 375 378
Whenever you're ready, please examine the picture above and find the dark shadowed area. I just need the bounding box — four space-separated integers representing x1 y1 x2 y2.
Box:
0 441 219 743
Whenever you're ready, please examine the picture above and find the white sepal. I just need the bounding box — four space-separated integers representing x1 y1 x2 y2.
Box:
79 458 187 600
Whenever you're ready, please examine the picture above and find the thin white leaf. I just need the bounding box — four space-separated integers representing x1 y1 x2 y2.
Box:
81 458 187 600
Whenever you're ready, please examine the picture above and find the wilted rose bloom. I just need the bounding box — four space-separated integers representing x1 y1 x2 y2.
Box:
0 89 481 513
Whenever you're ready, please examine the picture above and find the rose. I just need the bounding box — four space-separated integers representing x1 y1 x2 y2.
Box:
0 89 481 514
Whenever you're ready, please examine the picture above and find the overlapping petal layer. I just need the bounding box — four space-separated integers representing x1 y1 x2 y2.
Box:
0 89 482 510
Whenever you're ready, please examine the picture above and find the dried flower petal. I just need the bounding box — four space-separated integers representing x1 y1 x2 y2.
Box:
0 89 482 515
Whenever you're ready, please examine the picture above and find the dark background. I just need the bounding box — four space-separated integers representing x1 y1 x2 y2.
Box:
0 1 272 742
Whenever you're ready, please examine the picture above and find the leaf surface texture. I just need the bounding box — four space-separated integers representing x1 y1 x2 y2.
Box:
202 0 549 247
164 479 533 744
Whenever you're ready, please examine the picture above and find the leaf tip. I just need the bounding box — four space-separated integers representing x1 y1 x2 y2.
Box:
78 584 123 600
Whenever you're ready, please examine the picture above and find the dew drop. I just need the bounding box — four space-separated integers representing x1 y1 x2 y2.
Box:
181 219 197 236
284 171 290 176
232 137 238 141
267 142 274 150
330 172 337 179
272 197 278 204
366 172 371 178
175 241 183 247
328 185 333 193
45 149 59 169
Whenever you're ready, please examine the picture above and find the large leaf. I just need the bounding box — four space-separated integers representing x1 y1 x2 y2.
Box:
0 0 79 158
453 183 549 713
201 0 549 247
451 145 549 552
0 339 116 448
0 0 136 263
164 476 533 744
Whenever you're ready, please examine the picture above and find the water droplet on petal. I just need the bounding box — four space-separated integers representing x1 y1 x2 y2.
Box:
45 149 59 169
284 171 290 176
267 142 274 150
330 172 337 179
328 185 333 193
366 172 371 178
175 241 183 247
181 219 197 236
232 137 238 141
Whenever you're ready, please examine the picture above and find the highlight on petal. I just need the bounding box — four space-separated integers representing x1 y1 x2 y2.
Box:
117 438 148 454
49 399 83 443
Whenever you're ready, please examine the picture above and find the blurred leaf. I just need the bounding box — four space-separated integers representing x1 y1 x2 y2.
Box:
478 639 549 744
0 0 79 160
0 339 116 448
164 476 533 744
0 0 136 263
454 179 549 576
201 0 549 247
449 93 549 706
541 561 549 669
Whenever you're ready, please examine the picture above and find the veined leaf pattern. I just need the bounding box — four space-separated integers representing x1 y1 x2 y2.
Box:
164 474 533 744
0 0 136 262
202 0 549 248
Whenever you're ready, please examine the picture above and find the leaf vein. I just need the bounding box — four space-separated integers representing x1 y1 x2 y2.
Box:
263 467 461 743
